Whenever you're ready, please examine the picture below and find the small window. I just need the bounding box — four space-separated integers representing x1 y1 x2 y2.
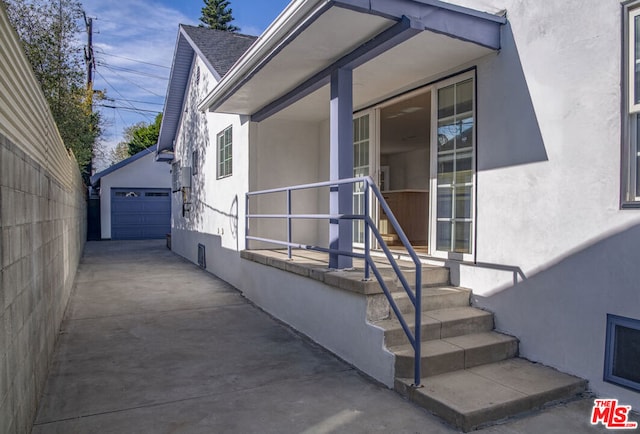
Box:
217 126 232 179
196 66 201 86
172 161 181 192
115 191 139 198
604 314 640 392
145 192 169 197
197 243 206 268
192 150 199 175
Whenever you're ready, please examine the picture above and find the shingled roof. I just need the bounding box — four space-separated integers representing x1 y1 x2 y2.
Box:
156 25 258 154
181 25 257 79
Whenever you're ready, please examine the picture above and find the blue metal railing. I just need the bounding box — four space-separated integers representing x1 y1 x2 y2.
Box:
245 176 423 387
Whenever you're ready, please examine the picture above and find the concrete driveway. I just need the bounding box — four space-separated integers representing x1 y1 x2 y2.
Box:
31 240 613 433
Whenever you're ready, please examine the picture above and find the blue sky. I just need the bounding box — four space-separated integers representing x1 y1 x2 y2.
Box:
81 0 290 169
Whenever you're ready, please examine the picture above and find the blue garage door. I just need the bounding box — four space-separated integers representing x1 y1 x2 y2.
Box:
111 188 171 240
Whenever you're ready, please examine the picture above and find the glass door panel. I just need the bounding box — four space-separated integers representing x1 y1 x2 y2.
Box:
353 114 370 245
432 76 475 257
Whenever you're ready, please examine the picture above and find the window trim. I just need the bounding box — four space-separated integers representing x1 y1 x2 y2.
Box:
217 125 233 179
623 2 640 207
604 314 640 392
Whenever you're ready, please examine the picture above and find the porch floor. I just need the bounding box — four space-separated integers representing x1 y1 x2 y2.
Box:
240 248 440 295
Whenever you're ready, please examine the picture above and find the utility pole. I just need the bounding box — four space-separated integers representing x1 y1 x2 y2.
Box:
83 12 94 104
83 11 95 176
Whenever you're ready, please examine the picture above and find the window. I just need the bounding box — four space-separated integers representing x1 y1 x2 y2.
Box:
115 191 139 198
172 161 181 192
604 314 640 391
192 150 199 175
217 126 233 178
624 4 640 206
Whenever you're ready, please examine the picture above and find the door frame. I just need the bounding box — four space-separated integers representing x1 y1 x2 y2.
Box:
352 109 378 248
351 70 477 260
429 70 476 261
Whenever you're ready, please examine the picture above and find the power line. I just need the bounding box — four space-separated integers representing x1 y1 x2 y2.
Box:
95 70 140 110
97 104 161 114
101 64 165 98
96 61 169 81
95 49 170 69
95 70 154 121
106 97 164 107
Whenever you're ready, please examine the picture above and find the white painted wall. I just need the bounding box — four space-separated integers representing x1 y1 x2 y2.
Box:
99 151 172 239
239 260 396 387
249 117 325 248
171 54 251 285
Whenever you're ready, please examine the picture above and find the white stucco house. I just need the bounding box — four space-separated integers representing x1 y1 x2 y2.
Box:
156 1 640 430
91 145 171 240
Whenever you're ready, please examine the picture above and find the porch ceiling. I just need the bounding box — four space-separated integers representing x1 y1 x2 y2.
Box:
274 31 495 122
201 0 505 122
208 6 392 116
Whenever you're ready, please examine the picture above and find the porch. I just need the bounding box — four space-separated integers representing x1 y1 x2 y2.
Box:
240 248 589 432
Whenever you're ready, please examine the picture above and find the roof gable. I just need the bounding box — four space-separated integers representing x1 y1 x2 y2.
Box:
156 26 257 154
91 145 158 186
181 25 257 80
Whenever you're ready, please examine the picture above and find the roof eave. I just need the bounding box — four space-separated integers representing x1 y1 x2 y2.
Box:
198 0 506 117
197 0 328 113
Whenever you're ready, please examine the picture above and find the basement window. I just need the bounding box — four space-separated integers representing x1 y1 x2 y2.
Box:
197 243 206 269
604 314 640 391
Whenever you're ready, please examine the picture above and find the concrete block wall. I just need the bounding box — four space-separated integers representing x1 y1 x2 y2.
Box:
0 135 86 433
1 5 87 431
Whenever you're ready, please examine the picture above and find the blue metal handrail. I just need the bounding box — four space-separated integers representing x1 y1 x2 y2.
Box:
245 176 423 387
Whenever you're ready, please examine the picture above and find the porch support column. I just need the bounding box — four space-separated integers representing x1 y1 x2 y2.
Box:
329 67 353 269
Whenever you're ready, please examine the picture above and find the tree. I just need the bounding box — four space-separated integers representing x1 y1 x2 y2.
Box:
108 142 130 165
108 113 162 165
199 0 239 32
3 0 101 182
127 113 162 156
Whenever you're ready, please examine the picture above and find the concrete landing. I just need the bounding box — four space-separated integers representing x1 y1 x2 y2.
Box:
396 358 589 432
31 241 617 433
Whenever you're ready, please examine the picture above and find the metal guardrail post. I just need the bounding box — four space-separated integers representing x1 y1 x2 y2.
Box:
287 189 292 259
364 181 370 280
245 193 250 250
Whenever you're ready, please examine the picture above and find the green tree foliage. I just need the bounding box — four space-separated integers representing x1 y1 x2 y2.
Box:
128 113 162 156
199 0 239 32
109 113 162 165
3 0 101 182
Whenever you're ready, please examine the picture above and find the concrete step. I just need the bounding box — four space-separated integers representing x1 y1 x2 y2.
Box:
378 265 449 293
393 265 450 289
391 331 518 378
375 306 493 347
391 286 471 316
395 358 588 432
